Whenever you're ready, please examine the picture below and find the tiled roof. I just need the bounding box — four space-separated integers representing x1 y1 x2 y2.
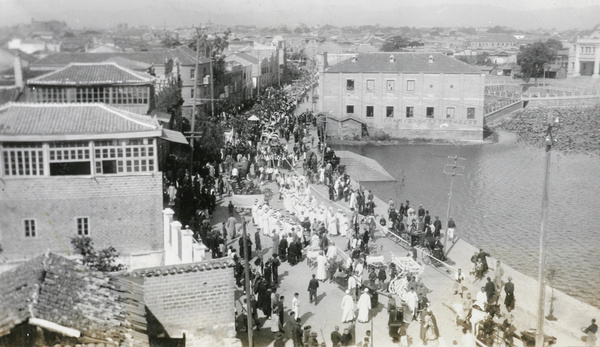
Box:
0 253 149 345
129 258 233 277
470 34 518 42
230 52 259 65
169 46 211 65
325 52 482 74
0 103 159 139
102 56 153 71
27 62 154 86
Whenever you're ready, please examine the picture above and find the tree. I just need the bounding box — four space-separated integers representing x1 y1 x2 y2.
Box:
545 38 563 51
517 41 557 83
381 35 410 52
71 236 125 272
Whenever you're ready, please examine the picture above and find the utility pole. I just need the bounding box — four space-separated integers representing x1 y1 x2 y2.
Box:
242 218 253 347
209 57 215 118
189 33 201 176
536 113 560 347
443 155 465 251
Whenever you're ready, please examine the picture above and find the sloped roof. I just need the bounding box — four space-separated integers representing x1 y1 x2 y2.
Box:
169 46 211 65
0 253 149 345
325 52 482 74
27 62 155 86
0 103 160 140
229 52 259 65
470 34 518 42
102 56 153 71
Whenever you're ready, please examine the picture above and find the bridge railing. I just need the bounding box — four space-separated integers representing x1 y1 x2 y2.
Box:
484 98 522 115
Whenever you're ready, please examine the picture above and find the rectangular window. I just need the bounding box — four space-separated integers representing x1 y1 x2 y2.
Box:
467 107 475 119
95 139 155 174
426 107 434 118
406 80 415 91
191 88 194 99
366 79 374 91
77 217 89 236
406 106 414 118
190 68 196 79
386 80 395 91
446 107 455 118
2 143 44 176
49 141 91 176
366 106 374 118
346 105 354 114
386 106 394 118
346 79 354 91
24 219 36 238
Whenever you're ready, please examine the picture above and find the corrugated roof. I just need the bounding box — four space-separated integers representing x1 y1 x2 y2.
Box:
0 253 149 345
0 103 159 138
325 52 482 74
27 62 155 86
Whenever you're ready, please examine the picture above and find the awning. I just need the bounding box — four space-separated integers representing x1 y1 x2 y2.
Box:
160 129 188 145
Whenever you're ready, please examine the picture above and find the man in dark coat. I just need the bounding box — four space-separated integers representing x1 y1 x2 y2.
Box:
308 274 319 305
504 276 515 312
484 277 496 303
288 239 300 265
291 318 303 347
331 326 342 346
264 259 273 288
278 237 288 262
228 200 235 216
477 249 491 274
254 231 262 254
272 232 280 256
271 254 281 285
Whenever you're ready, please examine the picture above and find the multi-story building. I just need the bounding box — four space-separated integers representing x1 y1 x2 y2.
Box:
318 52 485 141
568 23 600 77
0 103 187 267
224 51 280 97
25 62 155 114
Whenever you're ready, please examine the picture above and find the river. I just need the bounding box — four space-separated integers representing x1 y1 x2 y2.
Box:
331 132 600 309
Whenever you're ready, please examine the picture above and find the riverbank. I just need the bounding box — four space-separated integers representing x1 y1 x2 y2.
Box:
328 136 495 147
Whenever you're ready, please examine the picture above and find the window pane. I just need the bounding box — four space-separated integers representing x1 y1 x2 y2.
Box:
366 106 374 118
386 106 394 118
346 79 354 91
426 107 434 118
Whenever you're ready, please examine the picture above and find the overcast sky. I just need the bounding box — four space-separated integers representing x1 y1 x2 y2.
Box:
1 0 600 29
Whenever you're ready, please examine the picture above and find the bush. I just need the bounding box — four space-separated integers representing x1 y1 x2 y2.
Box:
70 236 125 272
368 130 391 141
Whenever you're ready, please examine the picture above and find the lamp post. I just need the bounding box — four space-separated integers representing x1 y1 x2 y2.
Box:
535 113 560 347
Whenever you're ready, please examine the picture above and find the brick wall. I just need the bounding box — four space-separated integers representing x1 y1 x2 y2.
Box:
139 260 235 345
0 174 163 261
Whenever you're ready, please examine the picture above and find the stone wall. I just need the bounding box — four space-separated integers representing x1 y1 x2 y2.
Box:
0 175 163 261
138 259 235 346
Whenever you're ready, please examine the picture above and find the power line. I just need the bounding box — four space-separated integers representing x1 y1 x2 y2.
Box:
443 155 465 251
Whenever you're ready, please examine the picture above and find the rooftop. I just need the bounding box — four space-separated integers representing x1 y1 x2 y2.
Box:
27 62 155 86
0 103 160 140
325 52 482 74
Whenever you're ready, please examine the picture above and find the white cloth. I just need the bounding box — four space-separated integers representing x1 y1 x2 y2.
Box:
356 292 371 322
341 294 355 322
327 244 337 260
405 290 419 317
292 297 299 320
316 255 327 281
475 290 487 309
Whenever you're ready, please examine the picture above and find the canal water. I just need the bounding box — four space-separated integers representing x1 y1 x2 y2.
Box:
332 133 600 309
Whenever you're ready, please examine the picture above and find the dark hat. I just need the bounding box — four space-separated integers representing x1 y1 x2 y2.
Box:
304 325 311 330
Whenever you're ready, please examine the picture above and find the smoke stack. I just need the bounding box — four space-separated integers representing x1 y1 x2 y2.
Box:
14 54 23 88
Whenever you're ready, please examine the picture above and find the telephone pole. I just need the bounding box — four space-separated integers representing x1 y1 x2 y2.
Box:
242 218 253 347
443 155 465 250
536 113 560 347
189 33 201 176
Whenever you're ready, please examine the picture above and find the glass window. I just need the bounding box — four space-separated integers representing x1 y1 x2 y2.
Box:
366 106 374 118
49 141 91 176
24 219 36 238
467 107 476 119
77 217 89 236
94 139 155 174
406 106 414 118
386 106 394 118
366 79 374 91
406 80 415 91
426 107 434 118
386 80 395 91
346 105 354 114
191 68 196 79
446 107 455 118
346 79 354 91
2 143 44 176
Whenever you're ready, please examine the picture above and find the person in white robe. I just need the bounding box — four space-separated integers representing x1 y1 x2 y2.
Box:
328 209 338 236
406 287 419 319
251 201 259 225
339 214 349 237
356 288 372 323
256 207 264 232
341 290 356 323
349 190 357 210
316 251 328 281
326 243 337 261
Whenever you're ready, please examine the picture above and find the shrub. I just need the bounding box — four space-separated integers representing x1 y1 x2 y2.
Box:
70 236 125 272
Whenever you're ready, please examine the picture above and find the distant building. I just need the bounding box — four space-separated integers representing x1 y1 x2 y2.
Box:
0 103 187 266
468 34 520 50
568 23 600 77
318 52 485 141
25 62 155 114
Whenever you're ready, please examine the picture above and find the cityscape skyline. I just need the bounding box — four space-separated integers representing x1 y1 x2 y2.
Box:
1 0 600 30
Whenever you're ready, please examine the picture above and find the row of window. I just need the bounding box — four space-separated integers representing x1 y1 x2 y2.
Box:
346 79 421 92
580 46 597 54
2 139 155 177
32 86 150 104
346 105 476 119
23 217 89 238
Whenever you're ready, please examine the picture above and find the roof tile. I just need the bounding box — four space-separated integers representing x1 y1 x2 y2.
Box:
28 62 154 86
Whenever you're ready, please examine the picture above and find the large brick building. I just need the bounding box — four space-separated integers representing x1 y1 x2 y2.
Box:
318 52 485 141
0 103 186 266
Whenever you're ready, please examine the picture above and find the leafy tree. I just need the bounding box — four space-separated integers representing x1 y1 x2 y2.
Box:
487 25 513 34
71 236 125 272
517 41 557 83
381 35 410 52
154 79 184 130
281 62 303 85
545 38 563 51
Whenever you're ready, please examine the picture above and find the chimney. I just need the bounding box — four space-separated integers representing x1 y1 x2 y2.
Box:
428 55 434 63
14 55 23 88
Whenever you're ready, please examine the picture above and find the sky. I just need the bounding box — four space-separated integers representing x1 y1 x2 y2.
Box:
1 0 600 29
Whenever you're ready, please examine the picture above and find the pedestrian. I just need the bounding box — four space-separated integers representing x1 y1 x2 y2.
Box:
477 248 491 274
271 254 281 285
484 277 496 303
341 290 355 323
273 331 285 347
397 322 408 347
331 326 342 346
357 288 372 323
308 331 320 347
228 200 235 216
272 231 280 256
494 260 504 291
254 231 262 255
316 250 328 281
454 268 466 296
292 318 303 347
377 266 387 291
504 276 515 312
308 274 319 305
583 319 597 346
303 325 312 346
420 306 439 345
341 327 353 346
447 217 456 243
292 292 300 321
226 213 237 239
270 308 283 336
